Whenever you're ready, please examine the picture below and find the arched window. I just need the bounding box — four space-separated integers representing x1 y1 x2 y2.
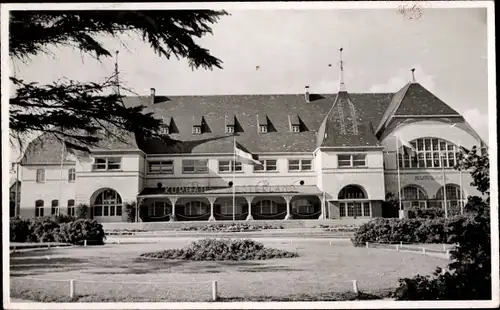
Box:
432 184 464 212
398 138 459 169
185 201 208 216
68 168 76 182
67 199 76 217
51 200 59 215
401 186 428 209
35 200 44 217
92 189 122 217
292 199 314 214
338 185 370 218
257 200 278 214
36 169 45 183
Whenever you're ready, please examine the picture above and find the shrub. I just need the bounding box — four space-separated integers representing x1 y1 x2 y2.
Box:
175 223 284 232
55 219 106 245
140 238 298 261
123 201 136 222
10 217 30 242
351 216 472 246
27 217 61 242
75 204 90 219
407 207 445 219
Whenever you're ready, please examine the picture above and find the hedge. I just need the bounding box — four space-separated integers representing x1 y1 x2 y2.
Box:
10 216 106 245
351 216 475 246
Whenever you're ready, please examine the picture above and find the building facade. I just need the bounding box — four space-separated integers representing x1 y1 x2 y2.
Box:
16 76 486 223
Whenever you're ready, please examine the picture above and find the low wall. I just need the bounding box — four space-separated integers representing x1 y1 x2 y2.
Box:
102 219 370 231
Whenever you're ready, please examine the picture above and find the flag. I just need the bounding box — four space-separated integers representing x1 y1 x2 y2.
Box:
235 142 261 165
395 135 416 157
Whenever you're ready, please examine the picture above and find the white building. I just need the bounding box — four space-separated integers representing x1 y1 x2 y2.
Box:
17 71 485 223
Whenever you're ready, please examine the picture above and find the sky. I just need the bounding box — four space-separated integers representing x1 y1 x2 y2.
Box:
8 7 490 162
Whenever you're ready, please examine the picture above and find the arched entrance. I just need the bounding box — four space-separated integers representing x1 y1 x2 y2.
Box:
337 185 371 218
91 188 123 219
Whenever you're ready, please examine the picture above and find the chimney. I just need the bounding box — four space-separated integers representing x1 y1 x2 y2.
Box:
304 86 310 103
150 88 156 104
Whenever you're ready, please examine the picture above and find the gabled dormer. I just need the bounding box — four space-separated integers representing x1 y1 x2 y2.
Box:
192 116 203 135
257 114 268 133
288 114 301 133
160 116 171 135
225 115 235 134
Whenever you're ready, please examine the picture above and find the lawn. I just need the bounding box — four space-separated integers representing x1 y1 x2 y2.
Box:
9 238 447 302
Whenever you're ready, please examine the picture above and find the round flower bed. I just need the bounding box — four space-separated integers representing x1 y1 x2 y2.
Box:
140 238 299 261
175 223 284 232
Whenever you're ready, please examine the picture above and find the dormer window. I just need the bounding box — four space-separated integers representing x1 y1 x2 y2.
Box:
192 126 201 135
292 125 300 133
226 125 234 134
160 126 169 135
259 125 268 133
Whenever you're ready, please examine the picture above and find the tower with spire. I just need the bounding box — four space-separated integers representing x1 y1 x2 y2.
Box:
317 48 377 148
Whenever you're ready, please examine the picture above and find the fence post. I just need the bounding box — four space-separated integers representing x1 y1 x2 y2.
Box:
365 242 369 249
212 280 218 301
84 240 87 247
69 279 75 298
446 250 451 260
422 247 426 255
442 244 446 252
396 244 400 251
352 280 359 294
329 240 332 246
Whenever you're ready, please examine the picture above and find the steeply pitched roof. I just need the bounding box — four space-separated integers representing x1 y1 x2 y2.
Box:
376 82 461 135
20 133 76 165
131 93 393 154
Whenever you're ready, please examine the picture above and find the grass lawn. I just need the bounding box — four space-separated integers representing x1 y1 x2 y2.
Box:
9 238 447 302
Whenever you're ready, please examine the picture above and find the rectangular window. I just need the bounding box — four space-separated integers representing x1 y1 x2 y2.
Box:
218 160 242 172
160 127 169 135
92 157 122 171
192 126 201 134
292 125 300 133
363 202 370 217
288 159 313 171
103 205 109 216
347 202 354 216
36 169 45 183
148 205 155 216
339 203 346 217
68 168 76 182
182 159 208 174
354 202 362 217
67 200 75 217
259 125 268 133
254 159 277 172
148 160 174 174
226 125 234 134
338 154 366 167
94 206 103 216
51 200 59 215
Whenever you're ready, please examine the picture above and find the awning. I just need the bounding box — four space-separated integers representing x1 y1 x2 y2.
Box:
138 185 323 198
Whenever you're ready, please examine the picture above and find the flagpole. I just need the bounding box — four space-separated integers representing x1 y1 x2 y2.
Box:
58 140 65 216
441 155 448 218
233 136 236 222
396 137 403 217
15 162 19 217
459 142 464 214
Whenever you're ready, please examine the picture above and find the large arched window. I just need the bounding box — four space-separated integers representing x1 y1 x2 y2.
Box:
401 185 428 209
35 200 44 217
431 184 464 212
92 189 122 217
185 201 208 216
398 138 459 169
292 199 314 214
257 200 278 215
338 185 370 218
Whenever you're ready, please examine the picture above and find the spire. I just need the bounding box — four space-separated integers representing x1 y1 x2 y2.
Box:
411 68 416 83
114 50 120 95
339 47 347 92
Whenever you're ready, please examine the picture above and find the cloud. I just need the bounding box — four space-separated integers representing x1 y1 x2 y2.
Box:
369 65 436 93
462 108 490 143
